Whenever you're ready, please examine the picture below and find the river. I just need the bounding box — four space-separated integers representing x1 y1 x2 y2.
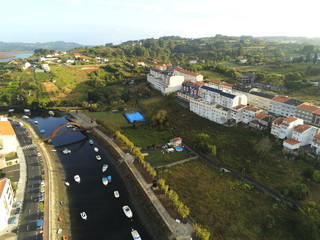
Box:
0 53 33 62
28 114 154 240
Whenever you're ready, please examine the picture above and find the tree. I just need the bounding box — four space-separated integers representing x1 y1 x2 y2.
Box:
313 170 320 183
151 110 168 129
254 137 272 159
0 170 5 178
284 182 309 200
265 214 276 229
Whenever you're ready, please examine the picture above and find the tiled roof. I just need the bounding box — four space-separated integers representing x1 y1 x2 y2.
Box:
221 82 234 88
284 138 301 145
314 109 320 115
294 124 312 133
0 178 8 197
297 103 320 113
0 121 15 136
244 105 260 112
314 134 320 140
234 104 246 110
171 137 182 142
273 117 284 124
256 113 268 119
208 80 222 85
272 95 289 103
174 67 200 77
283 116 298 123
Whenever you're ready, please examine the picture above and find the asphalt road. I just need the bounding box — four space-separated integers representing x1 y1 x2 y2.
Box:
11 121 44 240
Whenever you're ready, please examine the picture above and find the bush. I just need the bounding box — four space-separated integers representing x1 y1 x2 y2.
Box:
284 182 309 200
5 152 17 161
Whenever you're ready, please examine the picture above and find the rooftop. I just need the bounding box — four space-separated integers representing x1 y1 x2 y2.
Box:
272 95 290 103
0 178 9 197
244 105 260 112
250 91 275 99
174 67 200 77
201 86 223 94
297 102 320 113
0 121 16 136
256 112 268 119
283 116 299 123
285 99 304 106
284 138 301 145
294 124 312 133
220 92 236 99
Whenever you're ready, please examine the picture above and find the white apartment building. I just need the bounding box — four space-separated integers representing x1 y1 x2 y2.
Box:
269 96 291 116
173 67 203 82
230 104 246 123
295 103 320 124
247 91 275 110
190 99 231 124
0 121 18 155
271 116 304 139
311 134 320 155
0 178 14 231
241 105 263 124
291 125 319 146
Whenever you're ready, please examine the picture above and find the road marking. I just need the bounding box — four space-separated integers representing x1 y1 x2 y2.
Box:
26 225 29 231
30 196 33 200
29 209 31 214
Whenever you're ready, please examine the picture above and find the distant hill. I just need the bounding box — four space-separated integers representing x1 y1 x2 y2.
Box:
256 36 320 45
0 41 84 52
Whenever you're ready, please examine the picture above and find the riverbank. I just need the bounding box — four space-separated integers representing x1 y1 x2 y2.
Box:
0 51 33 59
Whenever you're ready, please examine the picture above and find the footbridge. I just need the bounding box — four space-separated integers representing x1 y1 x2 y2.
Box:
42 122 87 142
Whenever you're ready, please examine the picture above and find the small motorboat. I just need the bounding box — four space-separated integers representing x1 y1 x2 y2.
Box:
102 164 108 172
22 115 29 119
107 176 112 182
114 191 119 198
96 155 101 161
64 182 70 187
74 175 80 183
63 148 71 154
102 177 108 186
122 205 133 218
131 228 142 240
34 121 38 124
80 211 87 220
66 124 73 129
40 129 45 134
94 147 99 152
89 139 94 145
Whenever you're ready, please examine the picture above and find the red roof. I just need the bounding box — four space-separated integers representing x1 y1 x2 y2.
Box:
314 134 320 140
256 113 268 119
272 95 289 103
244 105 260 112
0 178 8 197
174 67 200 77
208 80 222 85
283 116 298 123
297 102 320 113
273 117 284 124
0 121 16 135
294 124 312 133
171 137 182 142
284 138 301 145
234 104 246 110
221 82 234 88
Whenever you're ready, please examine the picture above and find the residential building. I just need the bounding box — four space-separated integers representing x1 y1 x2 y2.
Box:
169 137 182 147
0 178 14 231
311 134 320 155
177 81 205 103
269 96 290 117
41 64 50 72
236 72 257 84
255 112 273 129
271 116 304 139
247 91 275 110
284 99 304 117
230 104 246 123
0 121 18 155
283 125 319 151
313 109 320 127
173 67 203 82
241 105 263 124
296 102 320 125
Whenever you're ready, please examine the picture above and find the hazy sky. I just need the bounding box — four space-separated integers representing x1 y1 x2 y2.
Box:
1 0 318 45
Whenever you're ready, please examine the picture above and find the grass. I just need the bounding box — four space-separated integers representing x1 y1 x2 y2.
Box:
159 160 302 240
144 148 193 167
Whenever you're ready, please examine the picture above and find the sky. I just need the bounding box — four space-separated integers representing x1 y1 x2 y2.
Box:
1 0 319 45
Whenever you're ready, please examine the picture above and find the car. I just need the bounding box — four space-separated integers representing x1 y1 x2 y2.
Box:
37 152 41 157
40 180 45 186
8 216 17 224
39 196 44 202
15 207 21 214
15 201 22 207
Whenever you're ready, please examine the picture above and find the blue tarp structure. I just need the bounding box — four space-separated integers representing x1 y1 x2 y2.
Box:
36 219 43 230
124 112 145 123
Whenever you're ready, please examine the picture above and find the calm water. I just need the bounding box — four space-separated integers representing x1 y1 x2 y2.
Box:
0 53 33 62
28 115 154 240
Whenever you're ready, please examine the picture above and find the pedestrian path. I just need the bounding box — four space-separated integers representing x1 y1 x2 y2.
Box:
21 143 36 150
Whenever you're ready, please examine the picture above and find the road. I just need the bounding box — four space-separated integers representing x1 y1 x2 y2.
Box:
11 121 44 240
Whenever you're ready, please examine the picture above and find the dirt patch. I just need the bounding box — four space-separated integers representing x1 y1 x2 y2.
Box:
42 82 67 101
80 67 98 73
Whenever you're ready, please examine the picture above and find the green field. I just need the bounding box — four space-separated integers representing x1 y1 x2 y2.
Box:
84 110 131 130
144 148 193 167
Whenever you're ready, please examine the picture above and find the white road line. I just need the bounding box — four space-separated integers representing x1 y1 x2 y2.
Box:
30 196 33 200
29 209 31 214
26 225 29 231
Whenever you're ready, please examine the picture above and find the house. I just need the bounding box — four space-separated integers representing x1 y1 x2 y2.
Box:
137 61 146 67
73 53 81 59
173 67 203 82
241 105 263 124
271 116 304 139
247 91 275 111
283 125 319 151
0 178 14 231
311 134 320 155
283 138 302 151
255 112 272 129
23 62 31 69
169 137 182 147
295 102 320 125
0 121 18 155
41 64 50 72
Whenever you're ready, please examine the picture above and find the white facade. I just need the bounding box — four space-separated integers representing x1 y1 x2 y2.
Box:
231 105 246 123
311 134 320 155
247 91 274 110
0 178 14 231
241 106 263 124
190 99 231 124
173 67 203 82
271 117 304 139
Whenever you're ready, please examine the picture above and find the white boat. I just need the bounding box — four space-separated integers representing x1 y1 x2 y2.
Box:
131 228 141 240
63 148 71 154
96 155 101 161
94 147 99 152
102 177 108 186
102 164 108 172
65 182 70 187
66 124 73 128
74 175 80 183
22 115 29 119
34 121 38 124
80 211 87 220
114 191 119 198
48 111 54 116
122 205 133 218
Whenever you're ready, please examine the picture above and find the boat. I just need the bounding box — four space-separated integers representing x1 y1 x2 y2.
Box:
131 228 142 240
80 211 87 220
48 110 54 116
58 216 63 221
66 124 73 128
96 155 101 161
63 148 71 154
107 176 112 182
34 121 38 124
102 177 108 186
40 129 45 134
64 182 70 187
94 147 99 152
89 139 94 145
102 164 108 172
22 115 29 119
74 175 80 183
122 205 133 218
114 190 119 198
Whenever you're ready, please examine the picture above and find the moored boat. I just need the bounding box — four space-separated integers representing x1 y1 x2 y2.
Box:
102 177 108 186
63 148 71 154
65 182 70 187
107 176 112 182
80 211 87 220
34 121 38 124
89 139 94 145
74 175 81 183
131 228 141 240
122 205 133 218
102 164 108 172
96 155 101 161
114 190 119 198
94 147 99 152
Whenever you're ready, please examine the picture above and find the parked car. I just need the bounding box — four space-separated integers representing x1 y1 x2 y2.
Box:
8 216 17 224
15 208 21 214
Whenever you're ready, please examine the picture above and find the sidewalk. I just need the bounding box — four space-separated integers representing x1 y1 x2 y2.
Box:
93 128 194 240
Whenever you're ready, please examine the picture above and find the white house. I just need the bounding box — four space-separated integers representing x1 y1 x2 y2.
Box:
41 64 50 72
169 137 182 147
0 178 14 231
291 124 319 146
230 104 246 123
0 121 18 155
173 67 203 82
311 134 320 155
283 138 302 151
241 105 263 124
271 116 304 139
23 62 31 69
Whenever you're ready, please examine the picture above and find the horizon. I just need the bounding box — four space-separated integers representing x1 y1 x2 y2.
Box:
1 0 319 45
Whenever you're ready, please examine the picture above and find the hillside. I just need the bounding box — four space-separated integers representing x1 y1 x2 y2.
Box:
0 41 84 52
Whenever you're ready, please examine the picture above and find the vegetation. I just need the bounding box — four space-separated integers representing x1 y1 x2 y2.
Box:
5 151 17 160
